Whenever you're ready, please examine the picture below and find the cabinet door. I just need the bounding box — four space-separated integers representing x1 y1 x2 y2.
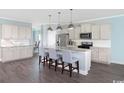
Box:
90 47 99 62
12 47 19 60
29 46 33 57
19 46 25 59
11 25 18 39
100 24 111 40
69 29 74 40
0 25 2 39
99 48 111 64
84 24 91 33
91 24 100 40
18 26 26 40
2 47 13 62
74 26 81 40
81 24 85 33
2 24 12 39
0 48 1 61
25 27 32 40
27 46 33 57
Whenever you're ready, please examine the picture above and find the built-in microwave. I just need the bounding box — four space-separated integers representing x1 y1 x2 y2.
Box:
80 33 92 39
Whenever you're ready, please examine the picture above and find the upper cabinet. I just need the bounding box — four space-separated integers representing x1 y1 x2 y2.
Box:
18 26 26 40
11 25 18 39
91 24 100 40
74 26 81 40
84 24 91 33
81 23 111 40
81 24 91 33
100 24 111 40
25 27 32 40
68 29 74 40
2 24 12 39
81 24 85 33
0 25 2 39
57 23 111 41
1 24 32 40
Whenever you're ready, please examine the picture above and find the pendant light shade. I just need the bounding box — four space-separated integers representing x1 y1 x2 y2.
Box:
48 26 53 31
47 15 53 31
68 9 74 30
56 25 62 30
56 12 62 31
68 24 74 30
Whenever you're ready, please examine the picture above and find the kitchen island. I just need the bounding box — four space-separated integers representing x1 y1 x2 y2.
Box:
45 47 91 75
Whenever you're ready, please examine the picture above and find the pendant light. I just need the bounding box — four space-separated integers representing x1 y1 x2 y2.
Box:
56 12 62 31
68 9 75 30
47 15 53 31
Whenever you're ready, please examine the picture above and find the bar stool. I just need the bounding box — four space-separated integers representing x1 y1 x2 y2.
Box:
48 49 60 71
39 47 48 66
62 50 79 77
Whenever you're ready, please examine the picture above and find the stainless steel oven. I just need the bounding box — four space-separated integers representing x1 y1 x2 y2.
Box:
80 33 92 39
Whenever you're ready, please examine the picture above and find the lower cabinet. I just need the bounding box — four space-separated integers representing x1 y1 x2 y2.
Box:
0 48 1 61
90 47 111 64
90 47 99 62
1 46 33 62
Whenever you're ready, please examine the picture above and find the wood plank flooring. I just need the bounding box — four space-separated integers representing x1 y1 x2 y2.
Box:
0 54 124 83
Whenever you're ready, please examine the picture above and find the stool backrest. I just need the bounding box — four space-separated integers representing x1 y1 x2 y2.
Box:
49 49 58 60
62 50 72 63
39 47 45 57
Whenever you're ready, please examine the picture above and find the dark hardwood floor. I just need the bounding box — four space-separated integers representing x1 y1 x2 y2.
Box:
0 54 124 83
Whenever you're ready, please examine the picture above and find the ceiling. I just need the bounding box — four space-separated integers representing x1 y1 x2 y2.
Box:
0 9 124 26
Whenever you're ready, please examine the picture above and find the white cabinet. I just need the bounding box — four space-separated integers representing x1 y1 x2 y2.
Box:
81 24 85 33
69 29 74 40
1 46 33 62
91 24 100 40
81 24 91 33
90 47 111 64
56 29 69 35
84 24 91 33
0 48 1 61
27 46 33 57
18 26 26 40
99 48 111 64
1 25 32 40
74 26 81 40
62 29 69 34
11 25 18 39
0 25 2 39
25 27 32 40
100 24 111 40
2 47 13 62
2 24 12 39
90 47 99 62
0 23 32 62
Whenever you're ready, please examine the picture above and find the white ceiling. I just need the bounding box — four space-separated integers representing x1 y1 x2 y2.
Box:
0 9 124 26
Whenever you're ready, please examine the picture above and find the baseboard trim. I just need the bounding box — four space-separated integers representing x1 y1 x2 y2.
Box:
73 69 88 75
79 70 88 75
111 60 124 65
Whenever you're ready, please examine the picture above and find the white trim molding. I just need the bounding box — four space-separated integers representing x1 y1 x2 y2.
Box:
111 60 124 65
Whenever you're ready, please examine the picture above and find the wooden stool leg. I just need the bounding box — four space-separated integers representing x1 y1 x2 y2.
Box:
77 61 79 74
69 63 72 77
43 57 45 66
39 56 41 65
55 60 57 71
46 56 48 62
61 62 64 74
49 59 51 69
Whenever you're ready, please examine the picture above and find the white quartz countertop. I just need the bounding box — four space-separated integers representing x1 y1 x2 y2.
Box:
46 46 91 53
